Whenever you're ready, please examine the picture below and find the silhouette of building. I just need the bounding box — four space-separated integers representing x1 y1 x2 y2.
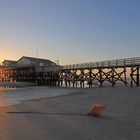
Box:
0 56 60 83
2 60 17 67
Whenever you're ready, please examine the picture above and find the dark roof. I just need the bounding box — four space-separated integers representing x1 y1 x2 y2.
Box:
24 56 53 62
2 60 17 66
17 56 56 66
3 60 17 63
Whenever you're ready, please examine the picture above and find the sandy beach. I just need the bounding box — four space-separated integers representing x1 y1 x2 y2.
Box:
0 82 36 87
0 86 140 140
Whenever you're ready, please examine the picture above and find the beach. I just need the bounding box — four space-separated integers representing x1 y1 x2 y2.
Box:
0 86 140 140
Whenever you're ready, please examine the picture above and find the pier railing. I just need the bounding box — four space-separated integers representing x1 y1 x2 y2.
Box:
62 57 140 70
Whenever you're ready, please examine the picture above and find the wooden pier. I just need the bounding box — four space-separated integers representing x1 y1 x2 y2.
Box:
0 57 140 87
48 57 140 87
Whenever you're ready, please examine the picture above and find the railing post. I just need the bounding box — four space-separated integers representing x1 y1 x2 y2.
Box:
133 58 135 66
108 60 110 67
116 60 118 67
123 59 125 66
101 61 104 67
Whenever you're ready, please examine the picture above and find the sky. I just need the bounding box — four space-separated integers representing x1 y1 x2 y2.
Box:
0 0 140 65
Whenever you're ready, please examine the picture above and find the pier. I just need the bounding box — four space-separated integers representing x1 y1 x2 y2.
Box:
0 57 140 87
48 57 140 87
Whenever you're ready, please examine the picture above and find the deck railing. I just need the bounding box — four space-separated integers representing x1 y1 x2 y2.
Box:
62 57 140 70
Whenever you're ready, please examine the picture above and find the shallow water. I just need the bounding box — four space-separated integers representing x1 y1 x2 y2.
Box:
0 86 75 107
0 77 132 107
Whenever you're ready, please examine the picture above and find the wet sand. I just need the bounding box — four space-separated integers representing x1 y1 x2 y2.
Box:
0 81 36 87
0 86 140 140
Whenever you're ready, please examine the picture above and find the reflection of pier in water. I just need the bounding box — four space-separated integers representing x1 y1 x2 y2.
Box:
0 85 17 90
0 57 140 87
47 57 140 87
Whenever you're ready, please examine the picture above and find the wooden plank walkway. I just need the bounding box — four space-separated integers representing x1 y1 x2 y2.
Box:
62 57 140 70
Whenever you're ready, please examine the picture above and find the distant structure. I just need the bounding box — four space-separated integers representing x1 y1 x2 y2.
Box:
2 60 17 67
16 56 57 71
0 56 140 87
60 57 140 87
0 56 61 84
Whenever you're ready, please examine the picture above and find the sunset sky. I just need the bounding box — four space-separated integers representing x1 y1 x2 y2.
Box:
0 0 140 65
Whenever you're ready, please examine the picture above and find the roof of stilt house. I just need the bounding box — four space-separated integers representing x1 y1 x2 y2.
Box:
16 56 57 67
2 60 17 66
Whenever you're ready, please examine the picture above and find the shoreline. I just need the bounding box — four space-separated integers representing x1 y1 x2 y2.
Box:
0 81 139 108
0 81 36 87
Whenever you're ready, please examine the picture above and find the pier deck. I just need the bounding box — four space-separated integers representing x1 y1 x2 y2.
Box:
0 57 140 87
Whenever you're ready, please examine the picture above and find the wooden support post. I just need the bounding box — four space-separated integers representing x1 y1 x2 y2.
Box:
136 67 139 86
124 68 127 86
111 68 115 87
80 69 84 88
72 70 77 87
89 69 92 88
99 69 103 87
130 67 134 87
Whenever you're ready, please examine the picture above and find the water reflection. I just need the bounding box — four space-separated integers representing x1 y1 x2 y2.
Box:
0 86 17 90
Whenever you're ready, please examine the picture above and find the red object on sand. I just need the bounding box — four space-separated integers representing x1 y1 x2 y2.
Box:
87 104 106 117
